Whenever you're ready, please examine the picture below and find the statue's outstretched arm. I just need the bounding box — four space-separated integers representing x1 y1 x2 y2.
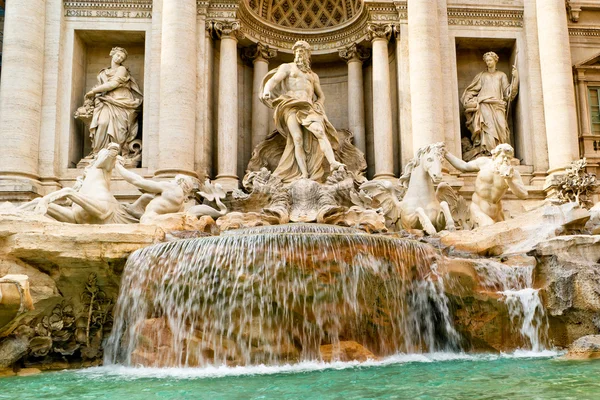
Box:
507 169 528 199
445 151 479 173
115 163 165 194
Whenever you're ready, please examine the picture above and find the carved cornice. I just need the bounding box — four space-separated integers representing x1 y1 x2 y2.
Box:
447 8 523 28
63 0 152 18
366 23 393 42
208 19 244 41
338 43 370 63
366 1 401 22
569 27 600 37
237 0 372 53
242 43 278 64
200 0 239 19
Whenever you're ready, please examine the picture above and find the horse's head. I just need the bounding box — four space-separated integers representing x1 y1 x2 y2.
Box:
93 143 120 171
418 142 445 184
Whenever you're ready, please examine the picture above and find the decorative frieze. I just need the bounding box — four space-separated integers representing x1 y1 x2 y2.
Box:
569 27 600 37
237 0 371 52
63 0 152 18
447 8 523 28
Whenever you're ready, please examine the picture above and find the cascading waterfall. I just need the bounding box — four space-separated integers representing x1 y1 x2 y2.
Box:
474 260 548 351
105 224 460 367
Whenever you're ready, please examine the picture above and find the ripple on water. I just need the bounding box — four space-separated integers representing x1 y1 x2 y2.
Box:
4 352 599 400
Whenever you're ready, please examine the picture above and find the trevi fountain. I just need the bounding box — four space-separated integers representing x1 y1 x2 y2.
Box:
1 0 600 399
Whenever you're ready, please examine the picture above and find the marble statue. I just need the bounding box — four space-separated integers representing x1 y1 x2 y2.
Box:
260 40 345 183
359 143 456 235
19 143 137 224
461 52 518 161
445 143 528 227
187 181 228 219
75 47 143 168
115 161 196 224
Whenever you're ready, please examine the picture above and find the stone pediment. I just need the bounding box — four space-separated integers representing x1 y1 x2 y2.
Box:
574 52 600 69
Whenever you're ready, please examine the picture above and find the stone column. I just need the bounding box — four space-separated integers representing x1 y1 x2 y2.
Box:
212 20 243 191
536 0 579 175
523 0 549 184
0 0 46 195
367 23 395 180
339 44 369 155
407 0 445 154
577 72 591 136
156 0 197 178
244 43 277 150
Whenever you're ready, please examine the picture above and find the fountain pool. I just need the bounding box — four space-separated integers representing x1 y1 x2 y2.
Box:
2 352 600 399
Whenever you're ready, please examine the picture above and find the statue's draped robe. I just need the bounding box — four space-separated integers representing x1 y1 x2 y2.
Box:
90 67 143 155
260 66 339 183
461 70 514 155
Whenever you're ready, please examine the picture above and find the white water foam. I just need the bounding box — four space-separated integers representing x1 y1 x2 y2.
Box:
80 351 561 380
475 260 549 351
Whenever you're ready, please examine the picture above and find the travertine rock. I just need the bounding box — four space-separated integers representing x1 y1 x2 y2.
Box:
0 336 28 368
531 235 600 347
564 335 600 360
320 341 376 362
440 202 590 256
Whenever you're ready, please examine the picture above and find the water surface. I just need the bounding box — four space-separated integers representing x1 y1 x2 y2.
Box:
2 353 599 400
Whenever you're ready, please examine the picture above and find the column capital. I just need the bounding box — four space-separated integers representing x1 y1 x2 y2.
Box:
242 43 278 64
207 20 244 41
338 43 370 64
366 23 395 42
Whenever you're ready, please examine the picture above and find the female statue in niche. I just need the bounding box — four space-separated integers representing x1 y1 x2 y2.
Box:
461 51 518 161
75 46 143 167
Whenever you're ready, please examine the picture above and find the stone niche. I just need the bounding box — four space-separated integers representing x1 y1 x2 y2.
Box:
69 30 146 168
455 38 523 162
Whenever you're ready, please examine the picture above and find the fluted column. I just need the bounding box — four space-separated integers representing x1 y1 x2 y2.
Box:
407 0 445 153
536 0 579 174
577 72 591 136
367 23 395 180
213 21 243 191
156 0 197 178
0 0 46 187
339 44 369 155
244 43 277 150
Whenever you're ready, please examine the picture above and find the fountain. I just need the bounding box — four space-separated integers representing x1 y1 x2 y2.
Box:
105 224 461 367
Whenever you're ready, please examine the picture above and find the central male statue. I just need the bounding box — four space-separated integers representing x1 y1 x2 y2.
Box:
260 41 345 183
444 143 528 227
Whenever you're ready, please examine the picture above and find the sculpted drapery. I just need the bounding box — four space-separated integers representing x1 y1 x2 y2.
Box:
89 66 143 156
259 66 340 184
461 52 518 159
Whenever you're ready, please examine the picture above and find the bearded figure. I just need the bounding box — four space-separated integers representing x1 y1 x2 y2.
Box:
444 143 528 227
259 41 345 183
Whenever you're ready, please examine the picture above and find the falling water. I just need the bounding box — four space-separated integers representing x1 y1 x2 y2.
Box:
105 224 460 367
475 260 548 351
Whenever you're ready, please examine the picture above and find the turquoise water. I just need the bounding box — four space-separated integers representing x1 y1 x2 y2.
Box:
1 353 599 400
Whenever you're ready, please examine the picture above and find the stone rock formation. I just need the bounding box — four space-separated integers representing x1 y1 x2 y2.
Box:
564 335 600 360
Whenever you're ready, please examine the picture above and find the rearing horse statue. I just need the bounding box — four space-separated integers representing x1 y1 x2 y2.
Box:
20 143 137 224
397 142 456 235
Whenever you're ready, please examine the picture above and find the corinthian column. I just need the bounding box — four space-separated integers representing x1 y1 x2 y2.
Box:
367 23 395 180
211 20 243 191
0 0 46 194
339 44 369 155
407 0 445 153
536 0 579 175
244 43 277 150
156 0 197 178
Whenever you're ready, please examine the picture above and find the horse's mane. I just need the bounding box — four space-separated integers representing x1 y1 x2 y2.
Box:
398 142 445 188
